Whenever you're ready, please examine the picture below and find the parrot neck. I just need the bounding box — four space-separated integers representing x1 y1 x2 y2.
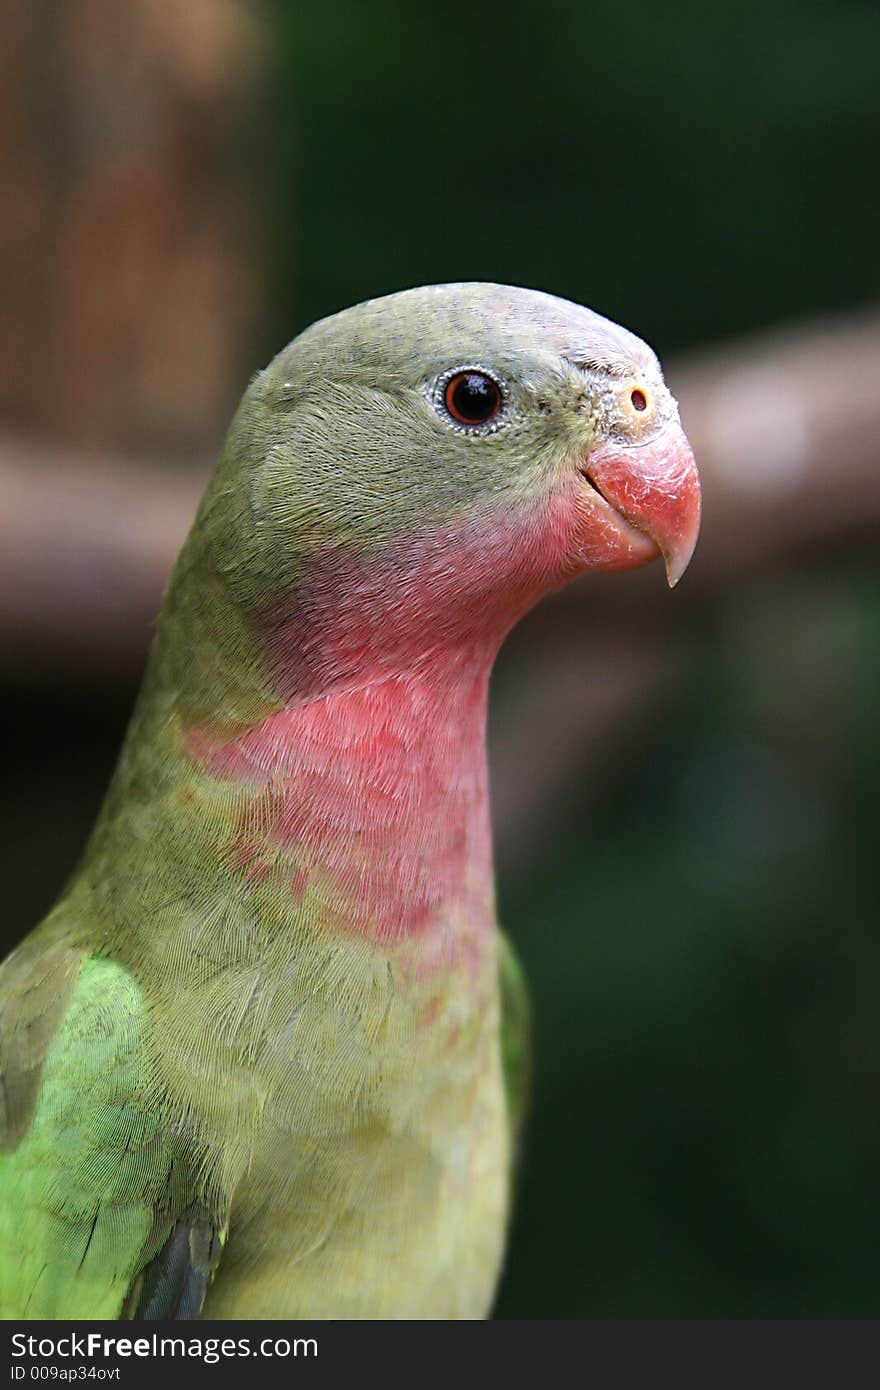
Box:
102 495 577 967
157 480 582 730
183 651 497 960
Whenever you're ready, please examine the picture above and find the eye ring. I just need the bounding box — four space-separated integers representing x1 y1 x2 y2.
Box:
435 365 506 431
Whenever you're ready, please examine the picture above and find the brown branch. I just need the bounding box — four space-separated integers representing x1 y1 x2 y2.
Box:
0 432 205 677
3 306 878 683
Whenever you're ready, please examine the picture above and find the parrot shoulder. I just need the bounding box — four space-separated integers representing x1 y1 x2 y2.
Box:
0 921 227 1319
0 908 86 1150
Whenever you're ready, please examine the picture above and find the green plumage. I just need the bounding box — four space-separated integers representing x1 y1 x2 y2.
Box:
3 953 166 1317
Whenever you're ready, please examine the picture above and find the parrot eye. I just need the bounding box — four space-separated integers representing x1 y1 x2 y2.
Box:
630 388 648 412
439 368 505 428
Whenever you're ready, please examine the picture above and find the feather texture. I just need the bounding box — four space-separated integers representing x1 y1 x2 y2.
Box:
0 284 698 1318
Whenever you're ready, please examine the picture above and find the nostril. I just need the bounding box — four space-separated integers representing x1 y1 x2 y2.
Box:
630 388 648 412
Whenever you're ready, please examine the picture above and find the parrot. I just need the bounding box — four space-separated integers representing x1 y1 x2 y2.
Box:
0 283 700 1320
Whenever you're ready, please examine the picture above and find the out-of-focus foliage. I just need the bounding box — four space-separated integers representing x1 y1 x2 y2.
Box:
271 0 880 352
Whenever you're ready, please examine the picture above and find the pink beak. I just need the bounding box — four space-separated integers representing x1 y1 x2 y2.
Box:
583 424 702 586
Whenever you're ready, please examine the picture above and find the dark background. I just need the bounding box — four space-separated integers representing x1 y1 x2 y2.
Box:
2 0 879 1317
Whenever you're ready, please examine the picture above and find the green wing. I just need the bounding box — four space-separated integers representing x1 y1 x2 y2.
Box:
498 930 531 1154
0 937 224 1319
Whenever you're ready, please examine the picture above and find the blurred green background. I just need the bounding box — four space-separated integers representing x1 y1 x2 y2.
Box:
3 0 880 1317
273 0 880 349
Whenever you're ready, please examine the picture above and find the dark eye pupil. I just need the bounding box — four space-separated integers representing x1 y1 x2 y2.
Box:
446 371 501 424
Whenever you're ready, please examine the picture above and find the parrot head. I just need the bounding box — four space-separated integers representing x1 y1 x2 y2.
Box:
190 283 700 697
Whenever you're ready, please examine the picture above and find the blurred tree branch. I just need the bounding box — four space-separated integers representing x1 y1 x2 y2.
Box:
0 431 203 675
3 305 878 676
